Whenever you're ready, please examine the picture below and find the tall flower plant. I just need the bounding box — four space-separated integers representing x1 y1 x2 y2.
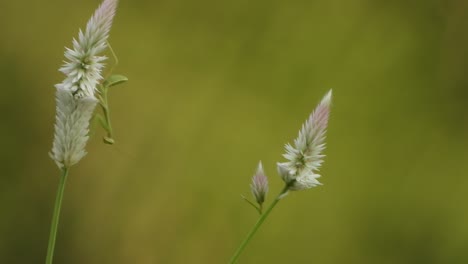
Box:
46 1 126 263
230 90 333 263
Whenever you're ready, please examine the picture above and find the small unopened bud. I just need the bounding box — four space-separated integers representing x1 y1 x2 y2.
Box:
250 161 269 205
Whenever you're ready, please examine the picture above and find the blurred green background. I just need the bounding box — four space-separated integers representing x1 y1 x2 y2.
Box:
1 0 468 263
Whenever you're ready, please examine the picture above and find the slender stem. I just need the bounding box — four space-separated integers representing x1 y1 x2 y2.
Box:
229 185 290 264
103 100 113 139
100 88 114 144
104 41 119 80
45 167 69 264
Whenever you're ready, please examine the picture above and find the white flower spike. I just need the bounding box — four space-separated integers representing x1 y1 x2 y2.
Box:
278 90 332 190
50 87 98 168
231 90 333 263
50 0 118 169
59 0 118 98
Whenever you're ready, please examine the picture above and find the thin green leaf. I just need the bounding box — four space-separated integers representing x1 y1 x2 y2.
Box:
241 195 262 214
103 74 128 88
95 114 109 131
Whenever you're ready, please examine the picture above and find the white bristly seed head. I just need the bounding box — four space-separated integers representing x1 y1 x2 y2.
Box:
277 90 332 190
50 0 118 169
59 0 118 98
250 161 269 205
50 87 98 168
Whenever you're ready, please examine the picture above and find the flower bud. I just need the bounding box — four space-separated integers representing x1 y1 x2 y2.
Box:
250 161 269 205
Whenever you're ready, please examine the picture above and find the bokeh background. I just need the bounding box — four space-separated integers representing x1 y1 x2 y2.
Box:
1 0 468 263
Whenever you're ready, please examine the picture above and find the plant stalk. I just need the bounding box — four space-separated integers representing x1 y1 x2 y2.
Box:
100 87 114 144
229 185 290 263
45 167 69 264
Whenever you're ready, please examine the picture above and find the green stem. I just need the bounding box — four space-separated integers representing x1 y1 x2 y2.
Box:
103 103 113 139
229 185 290 264
100 88 114 144
45 167 69 264
104 41 119 80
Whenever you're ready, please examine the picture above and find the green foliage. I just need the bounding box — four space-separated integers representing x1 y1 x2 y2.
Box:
103 74 128 88
96 74 128 145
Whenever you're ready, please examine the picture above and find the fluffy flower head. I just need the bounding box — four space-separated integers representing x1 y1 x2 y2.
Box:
50 88 98 168
278 90 332 190
50 0 118 169
59 0 118 98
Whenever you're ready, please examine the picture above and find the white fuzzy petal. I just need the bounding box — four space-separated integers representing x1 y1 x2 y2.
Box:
289 171 322 191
